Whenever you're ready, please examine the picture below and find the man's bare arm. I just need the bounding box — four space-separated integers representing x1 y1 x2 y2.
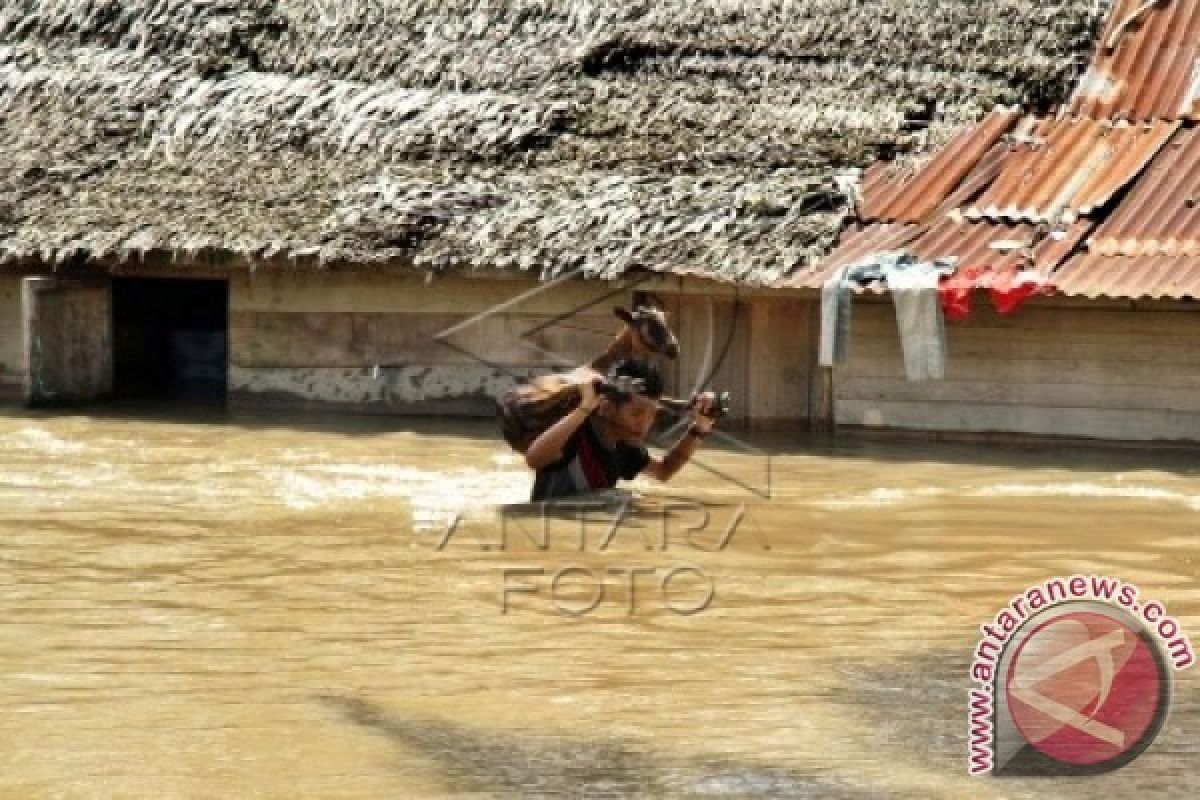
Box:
524 378 601 470
644 431 703 482
643 392 717 482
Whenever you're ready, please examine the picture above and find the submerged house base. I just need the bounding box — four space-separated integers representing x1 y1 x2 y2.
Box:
0 266 818 431
3 264 1199 446
224 269 815 429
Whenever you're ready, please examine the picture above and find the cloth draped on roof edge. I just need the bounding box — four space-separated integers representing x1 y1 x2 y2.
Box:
818 249 1055 381
820 251 957 382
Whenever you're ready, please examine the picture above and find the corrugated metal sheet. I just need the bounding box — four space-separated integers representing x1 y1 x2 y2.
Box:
1034 220 1097 271
789 217 1089 289
858 109 1020 223
1053 253 1200 298
800 222 925 285
1068 0 1200 121
960 118 1178 223
933 141 1011 214
1088 126 1200 255
912 217 1041 270
795 0 1200 303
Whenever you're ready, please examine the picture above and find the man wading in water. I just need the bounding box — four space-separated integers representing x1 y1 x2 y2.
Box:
524 359 719 502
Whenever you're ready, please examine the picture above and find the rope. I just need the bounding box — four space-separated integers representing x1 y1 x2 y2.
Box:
702 282 740 394
659 282 740 436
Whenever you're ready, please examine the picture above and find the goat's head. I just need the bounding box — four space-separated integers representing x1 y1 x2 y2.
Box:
614 295 679 360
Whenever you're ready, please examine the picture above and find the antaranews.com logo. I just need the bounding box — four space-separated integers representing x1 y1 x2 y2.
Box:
968 575 1194 776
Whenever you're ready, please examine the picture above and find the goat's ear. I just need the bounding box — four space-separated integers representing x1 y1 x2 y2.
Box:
614 307 636 325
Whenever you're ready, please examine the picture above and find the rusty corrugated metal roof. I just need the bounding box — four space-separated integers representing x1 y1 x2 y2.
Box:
911 218 1091 277
1069 0 1200 121
960 117 1178 223
798 222 925 286
858 109 1020 223
1034 220 1097 270
797 0 1200 303
1052 253 1200 298
934 141 1011 214
1088 126 1200 255
1058 124 1200 296
789 217 1088 289
913 218 1041 270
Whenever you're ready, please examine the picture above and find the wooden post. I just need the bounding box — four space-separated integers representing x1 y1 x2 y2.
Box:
20 276 54 407
812 366 835 432
807 299 835 432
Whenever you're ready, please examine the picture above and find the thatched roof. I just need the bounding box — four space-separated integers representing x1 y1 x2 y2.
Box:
0 1 1101 284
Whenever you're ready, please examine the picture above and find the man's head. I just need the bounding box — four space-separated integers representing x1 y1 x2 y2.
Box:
598 359 663 444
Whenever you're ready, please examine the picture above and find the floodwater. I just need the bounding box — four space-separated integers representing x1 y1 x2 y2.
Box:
0 407 1197 799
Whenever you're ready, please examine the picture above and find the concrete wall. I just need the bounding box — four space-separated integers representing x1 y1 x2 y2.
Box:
0 274 21 400
227 270 817 427
835 296 1200 443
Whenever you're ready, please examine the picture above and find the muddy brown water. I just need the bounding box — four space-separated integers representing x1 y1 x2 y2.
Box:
0 407 1196 798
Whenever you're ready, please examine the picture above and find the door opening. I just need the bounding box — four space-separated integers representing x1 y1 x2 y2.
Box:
112 278 228 403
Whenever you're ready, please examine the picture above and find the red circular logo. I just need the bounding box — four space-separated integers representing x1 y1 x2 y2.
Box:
1006 610 1165 766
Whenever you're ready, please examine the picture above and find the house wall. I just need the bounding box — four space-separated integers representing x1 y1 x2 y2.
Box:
228 271 623 415
667 294 813 428
835 296 1200 443
0 274 22 400
227 270 817 427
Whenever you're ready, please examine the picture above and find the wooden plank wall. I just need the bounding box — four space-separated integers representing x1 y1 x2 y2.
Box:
749 296 814 427
228 271 647 415
25 280 112 405
227 271 816 426
836 298 1200 442
668 295 812 428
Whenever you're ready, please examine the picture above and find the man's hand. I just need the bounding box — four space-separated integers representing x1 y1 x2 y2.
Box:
573 369 601 412
690 390 718 433
524 368 602 471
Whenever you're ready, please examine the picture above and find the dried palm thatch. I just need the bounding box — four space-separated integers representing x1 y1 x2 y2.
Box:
0 1 1101 283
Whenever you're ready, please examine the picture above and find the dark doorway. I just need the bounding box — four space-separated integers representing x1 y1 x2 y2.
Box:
112 277 228 403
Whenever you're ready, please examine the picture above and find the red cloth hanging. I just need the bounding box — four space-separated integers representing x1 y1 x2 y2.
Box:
987 267 1056 315
938 266 988 321
938 266 1057 320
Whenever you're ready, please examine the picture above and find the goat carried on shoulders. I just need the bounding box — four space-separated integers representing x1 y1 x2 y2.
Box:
496 296 729 454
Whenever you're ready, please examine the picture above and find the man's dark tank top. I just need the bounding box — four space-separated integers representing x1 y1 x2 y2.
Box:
530 416 650 502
